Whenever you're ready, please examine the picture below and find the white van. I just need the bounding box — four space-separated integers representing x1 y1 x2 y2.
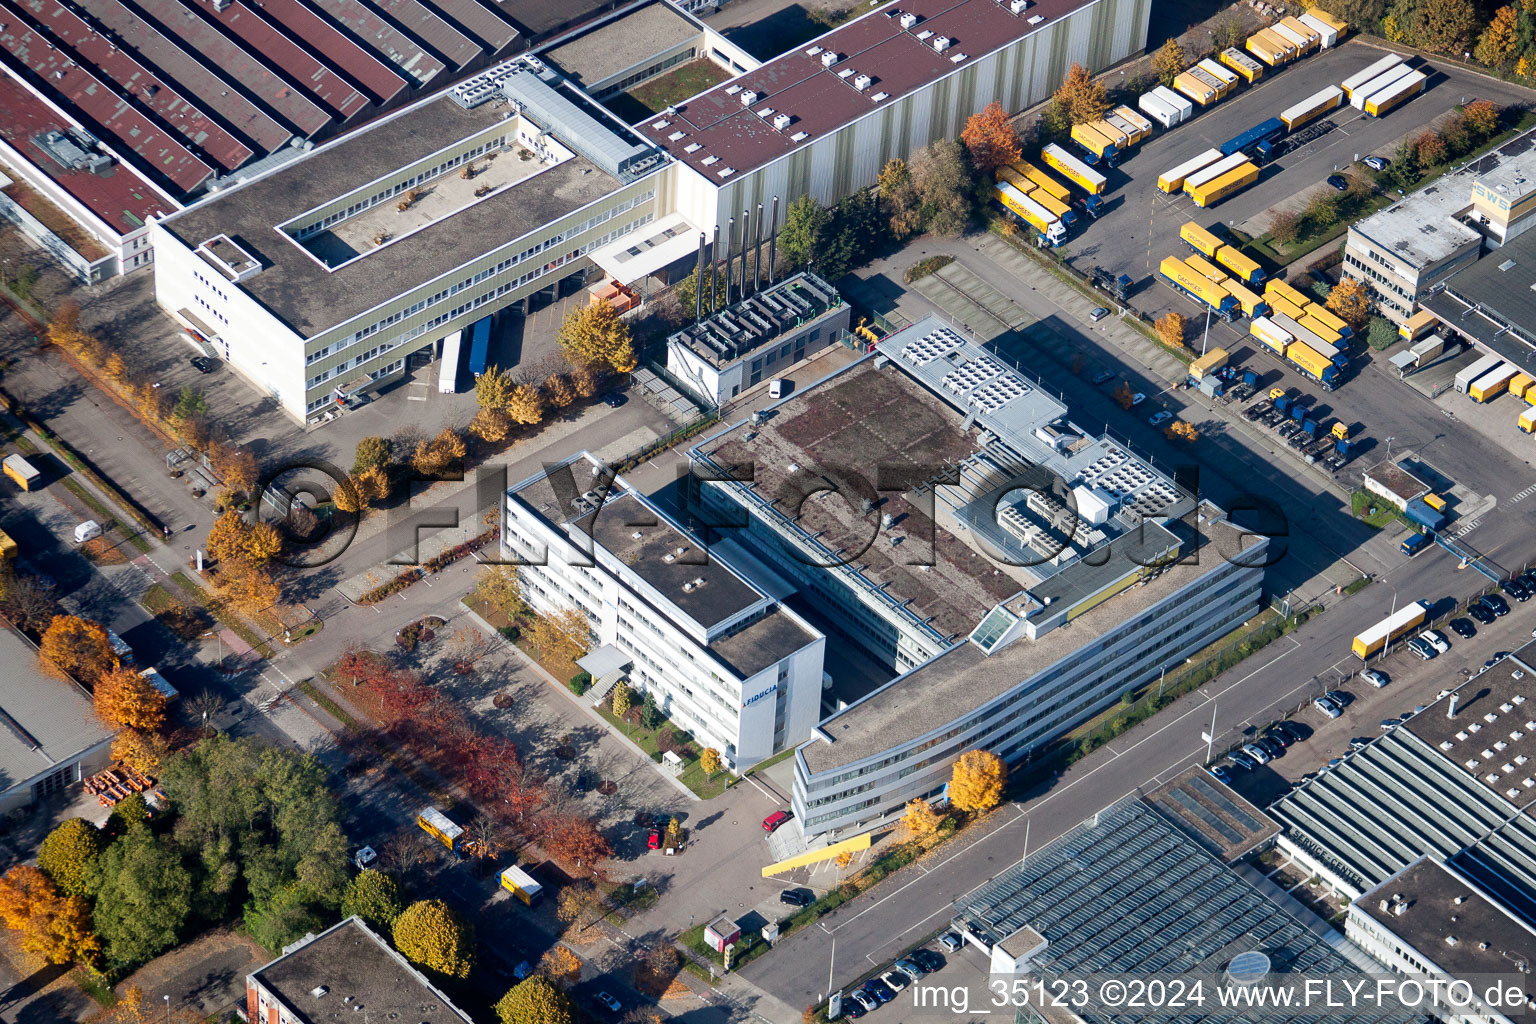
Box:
768 378 791 399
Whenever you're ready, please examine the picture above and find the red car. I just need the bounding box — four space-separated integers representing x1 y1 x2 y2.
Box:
647 831 661 850
762 810 792 833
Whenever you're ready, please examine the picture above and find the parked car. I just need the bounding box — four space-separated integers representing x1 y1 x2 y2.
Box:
647 830 661 850
1349 737 1372 750
1092 370 1115 384
1449 617 1477 639
1263 728 1292 748
1470 602 1497 625
1326 690 1352 708
189 355 217 374
1520 569 1536 590
1148 410 1174 426
1327 174 1349 190
1229 751 1259 770
911 949 945 972
604 393 627 408
1406 636 1435 660
1241 742 1272 765
513 960 533 980
1314 696 1342 719
881 970 911 992
842 996 868 1019
895 957 930 978
864 979 895 1004
849 991 877 1014
1484 594 1511 617
939 932 964 953
1380 717 1402 730
1506 579 1531 602
1361 669 1390 689
595 992 622 1013
1209 764 1234 784
762 810 792 833
1091 307 1111 322
1419 629 1450 655
1364 155 1388 171
1275 721 1310 743
780 888 813 907
1254 736 1285 759
1130 392 1147 406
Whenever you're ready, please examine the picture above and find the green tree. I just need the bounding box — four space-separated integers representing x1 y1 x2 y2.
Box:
1412 0 1479 54
158 736 348 940
90 825 191 966
878 158 923 240
1151 39 1187 87
475 366 517 411
640 689 662 730
495 976 574 1024
245 883 326 952
778 194 830 270
393 899 474 979
910 140 974 237
1385 139 1421 190
816 188 880 280
672 266 726 318
37 818 105 898
172 386 207 421
352 436 392 477
341 869 405 930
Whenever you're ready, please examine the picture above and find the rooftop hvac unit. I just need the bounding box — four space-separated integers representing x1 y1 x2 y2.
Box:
773 113 791 130
1010 0 1029 11
740 90 758 106
932 35 951 51
899 11 917 26
853 74 872 90
1027 13 1044 23
821 51 840 66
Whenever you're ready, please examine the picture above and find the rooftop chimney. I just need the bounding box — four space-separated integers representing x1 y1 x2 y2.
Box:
1449 693 1461 718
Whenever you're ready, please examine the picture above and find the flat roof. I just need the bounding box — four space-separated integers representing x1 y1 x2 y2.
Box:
1357 858 1536 980
1406 639 1536 805
161 95 623 337
1426 225 1536 355
1145 765 1279 863
543 2 701 90
0 622 113 793
0 72 172 235
305 0 448 85
1365 458 1429 502
667 271 843 369
800 514 1256 773
251 917 474 1024
1351 129 1536 270
634 0 1096 177
711 607 819 677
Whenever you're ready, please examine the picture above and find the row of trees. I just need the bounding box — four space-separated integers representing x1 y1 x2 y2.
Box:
0 736 349 974
902 749 1007 838
1380 100 1504 192
1312 0 1536 76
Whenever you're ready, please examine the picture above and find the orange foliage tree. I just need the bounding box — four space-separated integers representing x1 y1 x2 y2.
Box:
93 666 168 731
39 614 114 684
960 101 1021 173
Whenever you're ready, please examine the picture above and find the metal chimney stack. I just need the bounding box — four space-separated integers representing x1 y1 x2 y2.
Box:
767 196 780 284
740 207 751 298
693 233 706 322
723 216 735 307
753 202 765 293
1448 692 1460 718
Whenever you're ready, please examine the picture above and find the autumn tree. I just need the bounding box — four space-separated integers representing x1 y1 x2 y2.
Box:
476 365 517 411
878 158 924 240
540 944 583 985
1054 63 1108 125
93 667 168 731
47 300 87 352
497 976 575 1024
556 303 636 374
393 899 475 979
524 607 590 666
215 557 280 615
960 101 1021 173
611 679 632 720
1112 381 1136 409
39 614 114 684
112 729 170 775
342 869 404 930
1314 0 1384 29
0 867 100 966
556 884 599 927
1474 6 1520 67
1326 278 1372 331
949 750 1007 812
700 747 722 778
1412 0 1478 55
0 865 55 929
0 574 55 633
902 797 942 838
1463 99 1501 140
1154 312 1186 349
1151 39 1187 87
665 816 683 847
507 384 547 426
474 565 524 621
1167 420 1201 443
210 443 259 493
412 428 467 478
1305 190 1340 229
538 813 612 871
1269 209 1301 246
910 140 974 237
38 818 105 897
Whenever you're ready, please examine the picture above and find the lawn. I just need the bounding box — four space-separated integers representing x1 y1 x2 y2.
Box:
1351 490 1401 529
604 60 731 123
139 583 214 641
593 703 728 800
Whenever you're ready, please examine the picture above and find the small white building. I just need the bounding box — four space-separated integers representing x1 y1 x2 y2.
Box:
665 271 849 405
503 453 826 770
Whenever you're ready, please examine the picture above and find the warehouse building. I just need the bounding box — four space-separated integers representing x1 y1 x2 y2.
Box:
688 316 1266 837
1348 858 1536 1024
1421 225 1536 366
949 795 1421 1024
502 453 825 771
1344 129 1536 324
0 619 114 814
1267 644 1536 923
248 917 474 1024
152 57 667 422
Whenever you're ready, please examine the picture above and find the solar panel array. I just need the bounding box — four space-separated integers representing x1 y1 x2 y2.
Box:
954 798 1422 1024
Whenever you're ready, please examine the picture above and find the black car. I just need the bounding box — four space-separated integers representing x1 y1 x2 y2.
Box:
1521 569 1536 591
1230 751 1259 771
911 949 945 972
1326 689 1352 708
1327 174 1349 190
1255 736 1285 759
1506 580 1531 603
1470 602 1497 625
779 888 813 907
190 355 217 373
1484 594 1511 617
604 393 626 408
1263 728 1292 749
1449 617 1477 639
1275 720 1310 743
842 996 867 1019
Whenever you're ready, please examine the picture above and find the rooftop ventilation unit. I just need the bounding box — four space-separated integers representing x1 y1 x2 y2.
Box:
651 119 669 130
931 35 951 51
684 142 702 152
871 91 888 101
915 28 933 39
740 90 758 106
1027 13 1044 23
838 68 854 79
790 131 809 141
806 45 823 55
725 84 741 94
899 11 918 26
950 52 968 62
702 155 719 166
853 74 872 90
773 113 792 130
821 51 840 66
1010 0 1029 11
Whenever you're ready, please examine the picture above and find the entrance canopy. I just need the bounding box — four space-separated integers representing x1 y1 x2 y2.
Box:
588 213 700 284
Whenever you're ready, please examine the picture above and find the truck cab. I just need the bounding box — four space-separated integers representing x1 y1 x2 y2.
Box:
1401 531 1430 557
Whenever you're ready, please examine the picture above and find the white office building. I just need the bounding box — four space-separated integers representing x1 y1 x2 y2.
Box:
502 454 825 770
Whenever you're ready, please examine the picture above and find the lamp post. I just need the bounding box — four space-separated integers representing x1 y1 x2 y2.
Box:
164 994 171 1024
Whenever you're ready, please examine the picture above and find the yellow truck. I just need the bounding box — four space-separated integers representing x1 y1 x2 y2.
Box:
1521 408 1536 433
1400 308 1437 341
1224 280 1267 318
1184 253 1228 283
0 528 16 563
1215 245 1264 286
1180 221 1224 258
499 864 544 905
1014 160 1072 202
1511 373 1536 401
1219 47 1264 82
1470 363 1519 403
1352 600 1429 659
1190 163 1259 207
2 454 39 491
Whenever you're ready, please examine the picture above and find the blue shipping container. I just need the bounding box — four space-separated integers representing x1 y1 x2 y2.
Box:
468 317 492 378
1219 118 1285 158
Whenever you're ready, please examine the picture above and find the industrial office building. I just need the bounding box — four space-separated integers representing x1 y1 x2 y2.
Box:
502 453 825 771
950 795 1421 1024
689 316 1266 836
153 58 667 421
1344 129 1536 324
1348 858 1536 1024
1422 225 1536 366
1267 643 1536 925
248 917 475 1024
665 271 849 404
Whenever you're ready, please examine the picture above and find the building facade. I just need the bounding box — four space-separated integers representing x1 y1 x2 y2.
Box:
503 453 826 770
